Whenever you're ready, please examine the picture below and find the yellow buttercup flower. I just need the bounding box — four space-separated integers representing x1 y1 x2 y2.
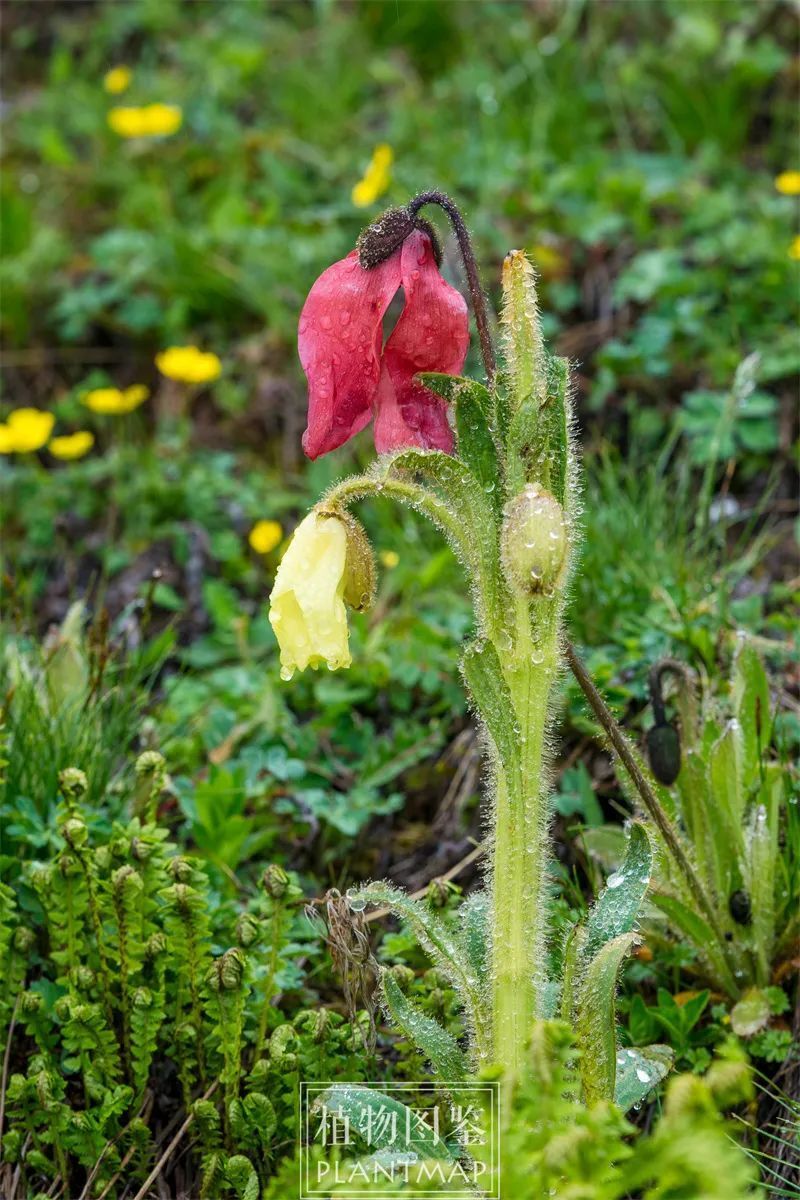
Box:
352 143 394 208
82 385 150 414
104 66 132 95
380 549 400 569
49 431 95 461
0 408 55 453
249 519 283 555
789 236 800 260
108 103 182 138
269 512 352 680
775 171 800 196
155 346 222 384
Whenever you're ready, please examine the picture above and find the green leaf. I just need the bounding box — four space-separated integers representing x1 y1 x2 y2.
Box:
583 823 652 959
417 373 501 513
458 891 489 984
382 448 503 624
382 970 467 1081
614 1044 673 1112
732 637 772 789
730 987 771 1037
576 932 636 1105
650 892 737 997
460 638 516 772
315 1084 456 1161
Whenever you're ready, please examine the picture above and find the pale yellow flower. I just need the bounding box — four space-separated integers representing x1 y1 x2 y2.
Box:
380 549 399 569
249 519 283 555
269 512 351 680
155 346 222 384
49 431 95 461
107 103 182 138
790 236 800 261
352 143 394 208
82 385 150 414
104 66 132 95
0 408 55 453
775 171 800 196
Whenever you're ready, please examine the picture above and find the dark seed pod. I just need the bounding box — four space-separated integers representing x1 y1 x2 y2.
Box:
357 207 442 269
729 889 752 926
646 722 682 785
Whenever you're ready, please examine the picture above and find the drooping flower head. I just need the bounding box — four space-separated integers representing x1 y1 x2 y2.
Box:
298 211 469 460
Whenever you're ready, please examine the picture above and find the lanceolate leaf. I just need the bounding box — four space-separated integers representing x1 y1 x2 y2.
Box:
576 932 636 1105
315 1085 456 1161
460 639 517 773
583 823 653 960
382 448 504 624
614 1044 674 1112
458 891 490 984
417 373 501 514
382 970 467 1082
350 881 486 1051
732 636 772 789
650 892 738 997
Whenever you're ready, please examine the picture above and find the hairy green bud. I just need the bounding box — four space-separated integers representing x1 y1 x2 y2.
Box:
113 864 143 898
261 863 289 900
169 857 193 883
13 927 35 954
387 964 415 991
58 767 88 801
501 484 568 597
208 948 246 992
60 816 88 850
236 913 260 948
21 990 43 1015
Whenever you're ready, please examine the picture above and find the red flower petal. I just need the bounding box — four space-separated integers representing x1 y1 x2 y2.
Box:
299 250 402 459
374 231 469 455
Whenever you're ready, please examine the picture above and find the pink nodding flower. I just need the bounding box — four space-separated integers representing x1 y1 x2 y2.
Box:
298 230 469 459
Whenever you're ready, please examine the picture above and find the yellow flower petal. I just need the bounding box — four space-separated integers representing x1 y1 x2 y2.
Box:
371 143 394 170
249 519 283 555
775 171 800 196
155 346 222 384
5 408 55 452
789 235 800 261
49 431 95 461
380 549 399 569
82 385 150 414
269 512 351 680
104 66 132 95
0 425 16 454
108 103 182 138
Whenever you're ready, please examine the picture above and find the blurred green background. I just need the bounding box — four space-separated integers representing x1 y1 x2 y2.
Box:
0 0 798 879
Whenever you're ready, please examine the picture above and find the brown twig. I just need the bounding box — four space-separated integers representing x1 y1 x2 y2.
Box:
129 1081 217 1200
0 993 20 1149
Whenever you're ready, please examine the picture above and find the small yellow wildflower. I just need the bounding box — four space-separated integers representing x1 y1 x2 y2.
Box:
155 346 222 384
103 66 132 95
352 143 394 208
249 520 283 555
107 103 182 138
775 171 800 196
790 236 800 260
49 431 95 461
83 385 150 414
269 512 352 680
0 408 56 453
380 549 400 569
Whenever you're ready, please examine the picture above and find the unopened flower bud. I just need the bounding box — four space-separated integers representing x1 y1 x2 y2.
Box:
13 927 35 955
646 722 682 786
113 865 142 899
501 484 568 597
21 990 42 1015
169 857 193 883
70 965 95 991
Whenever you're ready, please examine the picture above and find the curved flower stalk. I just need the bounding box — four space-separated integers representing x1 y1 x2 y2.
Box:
270 194 662 1104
